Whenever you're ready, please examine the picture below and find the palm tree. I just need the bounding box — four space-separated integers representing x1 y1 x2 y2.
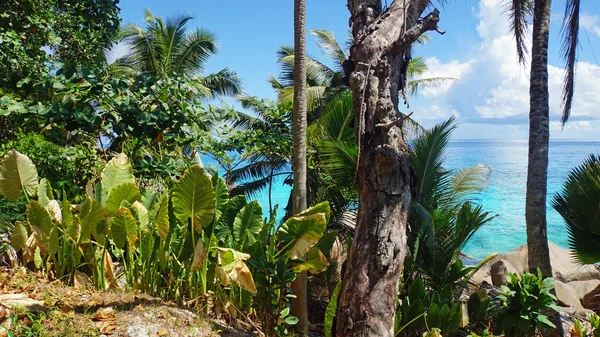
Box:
119 9 241 98
272 30 456 108
506 0 581 277
290 0 309 333
552 155 600 264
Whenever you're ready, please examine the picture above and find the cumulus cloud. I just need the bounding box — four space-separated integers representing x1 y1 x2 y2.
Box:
415 57 475 97
409 0 600 139
581 13 600 39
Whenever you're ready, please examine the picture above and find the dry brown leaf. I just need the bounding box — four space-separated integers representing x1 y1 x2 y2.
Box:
96 320 117 335
93 308 115 321
133 304 144 312
0 306 9 320
157 330 168 336
73 270 92 289
157 312 166 319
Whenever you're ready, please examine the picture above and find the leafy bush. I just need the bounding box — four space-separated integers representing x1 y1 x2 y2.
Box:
571 313 600 337
491 270 559 337
468 289 492 331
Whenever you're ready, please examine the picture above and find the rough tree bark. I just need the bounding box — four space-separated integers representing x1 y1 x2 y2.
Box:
336 1 443 336
290 0 309 333
526 0 553 279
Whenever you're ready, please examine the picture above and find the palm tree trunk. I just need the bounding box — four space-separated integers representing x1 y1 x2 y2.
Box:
336 1 442 336
526 0 553 278
290 0 309 333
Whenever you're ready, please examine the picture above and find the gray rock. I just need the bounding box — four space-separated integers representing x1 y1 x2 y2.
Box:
555 280 583 309
490 259 518 286
566 279 600 300
0 294 45 312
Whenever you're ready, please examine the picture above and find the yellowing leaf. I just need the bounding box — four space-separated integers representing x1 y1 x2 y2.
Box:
0 150 39 201
423 328 443 337
153 195 170 240
216 248 256 294
34 246 43 269
37 178 53 206
215 266 231 286
131 201 149 235
277 202 330 259
46 200 62 225
293 247 329 274
191 238 207 272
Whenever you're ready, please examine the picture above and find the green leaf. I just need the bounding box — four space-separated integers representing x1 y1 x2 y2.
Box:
82 198 107 245
172 165 216 233
293 247 329 274
48 225 59 256
104 183 140 217
277 202 330 259
131 201 149 235
34 246 42 269
37 179 53 207
11 221 28 252
284 316 299 325
110 207 138 249
324 282 342 337
213 176 229 224
153 194 170 240
100 153 135 204
61 191 74 229
280 307 290 318
316 230 338 256
27 200 53 240
233 200 263 250
0 150 39 201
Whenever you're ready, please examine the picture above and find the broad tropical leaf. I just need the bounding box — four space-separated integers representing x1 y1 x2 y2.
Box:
111 207 138 249
11 221 28 252
131 201 150 235
100 153 135 205
233 200 263 250
27 200 53 239
61 192 74 229
216 247 257 294
215 195 247 243
324 282 342 337
293 247 329 274
277 202 330 259
37 179 53 207
191 238 207 271
213 176 229 224
104 183 141 217
172 165 216 233
46 200 62 225
152 195 170 240
81 198 107 244
0 150 39 201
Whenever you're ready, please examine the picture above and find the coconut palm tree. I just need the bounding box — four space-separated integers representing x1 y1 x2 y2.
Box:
290 0 309 332
506 0 581 277
119 9 241 98
552 155 600 264
273 30 456 108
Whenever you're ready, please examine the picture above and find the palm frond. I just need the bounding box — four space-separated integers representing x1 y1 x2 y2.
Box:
410 117 457 208
559 0 580 125
309 29 347 69
277 85 327 111
408 57 428 77
277 46 334 87
552 155 600 264
447 163 491 206
202 68 242 97
408 77 457 96
317 139 358 191
504 0 533 64
312 91 354 142
176 27 218 76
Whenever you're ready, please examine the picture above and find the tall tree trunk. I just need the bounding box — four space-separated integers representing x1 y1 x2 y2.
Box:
526 0 553 278
336 1 443 336
291 0 309 333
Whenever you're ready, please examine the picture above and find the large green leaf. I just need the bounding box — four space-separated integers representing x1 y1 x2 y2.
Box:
131 201 149 235
324 281 342 337
172 165 216 233
37 179 53 207
100 153 135 204
0 150 39 201
61 192 74 230
233 200 263 250
11 221 28 252
81 198 107 244
27 200 53 240
152 194 170 240
215 195 247 242
104 183 141 217
213 176 229 224
111 207 138 249
277 202 330 259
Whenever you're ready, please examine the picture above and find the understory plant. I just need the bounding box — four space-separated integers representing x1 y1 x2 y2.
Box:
491 270 559 337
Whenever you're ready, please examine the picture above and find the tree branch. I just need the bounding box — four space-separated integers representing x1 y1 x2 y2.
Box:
387 8 443 55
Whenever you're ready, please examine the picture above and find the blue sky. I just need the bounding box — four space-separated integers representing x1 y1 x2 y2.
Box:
114 0 600 139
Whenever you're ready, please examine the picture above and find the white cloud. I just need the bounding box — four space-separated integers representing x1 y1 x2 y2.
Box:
409 0 600 140
581 13 600 39
415 57 475 97
105 42 131 64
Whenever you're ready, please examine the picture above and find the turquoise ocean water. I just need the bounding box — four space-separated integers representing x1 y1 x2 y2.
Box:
205 140 600 260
